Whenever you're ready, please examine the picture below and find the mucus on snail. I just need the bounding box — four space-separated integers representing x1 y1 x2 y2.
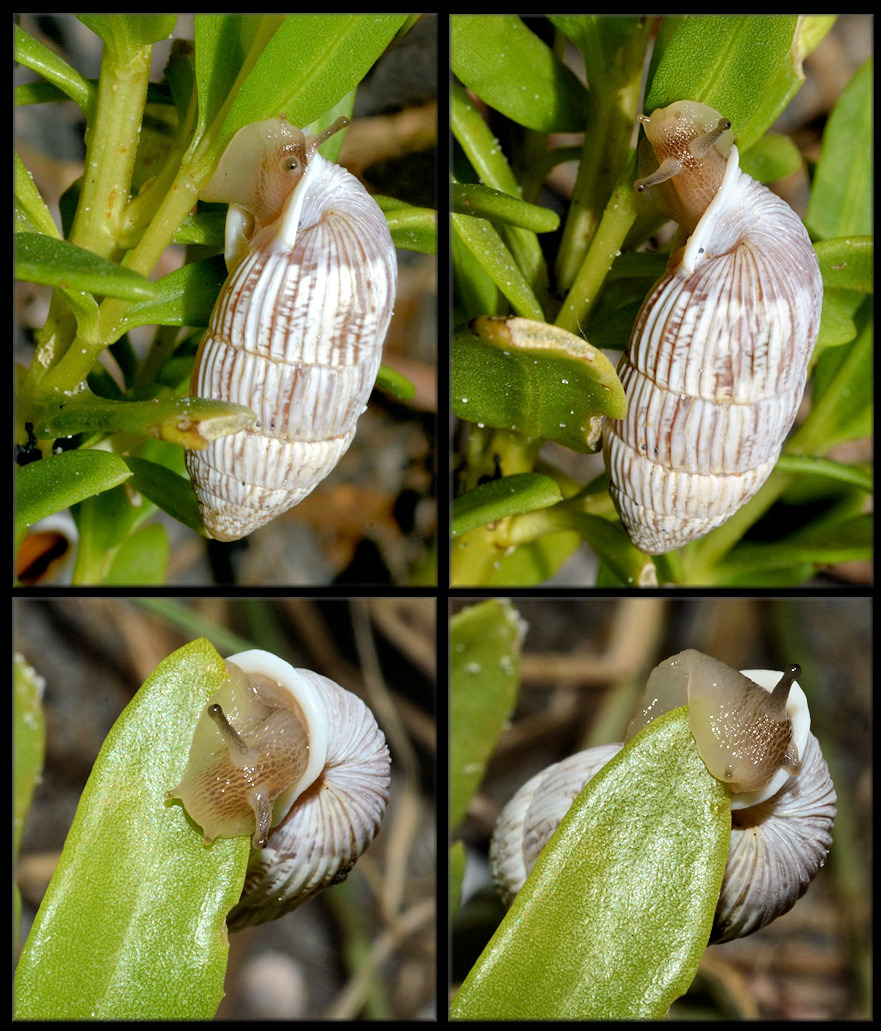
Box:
167 649 391 929
490 650 835 944
185 115 398 542
602 101 824 554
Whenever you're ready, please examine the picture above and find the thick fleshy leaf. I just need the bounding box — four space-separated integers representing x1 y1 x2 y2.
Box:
36 395 256 449
77 14 177 50
451 708 730 1019
15 451 133 536
452 216 545 320
13 639 251 1019
452 473 563 538
452 15 589 132
219 15 408 143
15 233 158 300
450 600 525 833
645 16 799 150
13 23 94 112
15 154 62 238
375 364 416 401
450 841 467 922
118 255 227 332
453 317 626 453
377 197 438 255
104 522 170 584
14 655 46 859
123 456 203 535
807 57 873 240
452 183 560 234
815 237 873 294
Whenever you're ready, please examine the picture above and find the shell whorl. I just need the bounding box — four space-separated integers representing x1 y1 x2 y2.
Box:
187 133 397 542
227 668 391 929
603 128 823 554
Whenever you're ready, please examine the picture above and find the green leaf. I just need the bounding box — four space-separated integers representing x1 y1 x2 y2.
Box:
14 655 46 860
775 453 873 494
450 841 467 922
77 14 178 51
219 15 408 143
645 16 800 150
13 640 251 1020
15 451 133 537
104 522 170 584
453 473 563 537
452 182 560 233
14 653 46 948
808 58 873 239
451 709 730 1019
172 209 226 248
740 131 803 183
36 395 256 450
452 217 545 320
14 233 158 300
375 364 416 402
791 311 873 454
15 154 61 238
117 255 227 332
713 514 872 582
452 15 589 132
453 317 626 452
194 14 263 136
377 197 438 255
451 78 520 196
124 456 204 535
815 237 873 294
13 22 95 113
549 16 643 82
450 600 525 833
576 512 660 588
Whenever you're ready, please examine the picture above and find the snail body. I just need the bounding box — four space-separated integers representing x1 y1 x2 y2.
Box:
490 651 835 942
602 101 823 554
185 116 398 542
167 649 391 929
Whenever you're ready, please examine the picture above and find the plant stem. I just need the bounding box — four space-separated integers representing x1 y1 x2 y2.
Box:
555 176 638 334
69 39 152 259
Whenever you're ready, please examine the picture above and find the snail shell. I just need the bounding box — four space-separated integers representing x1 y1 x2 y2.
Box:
185 116 398 542
167 649 391 929
602 101 823 554
490 652 835 942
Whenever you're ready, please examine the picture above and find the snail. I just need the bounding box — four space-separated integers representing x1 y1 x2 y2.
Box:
490 650 835 943
185 115 398 541
167 649 391 929
602 101 823 554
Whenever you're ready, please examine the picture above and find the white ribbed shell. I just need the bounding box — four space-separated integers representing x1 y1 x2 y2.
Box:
713 731 835 943
489 744 622 908
218 652 391 930
186 145 397 542
490 674 835 943
603 144 823 554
